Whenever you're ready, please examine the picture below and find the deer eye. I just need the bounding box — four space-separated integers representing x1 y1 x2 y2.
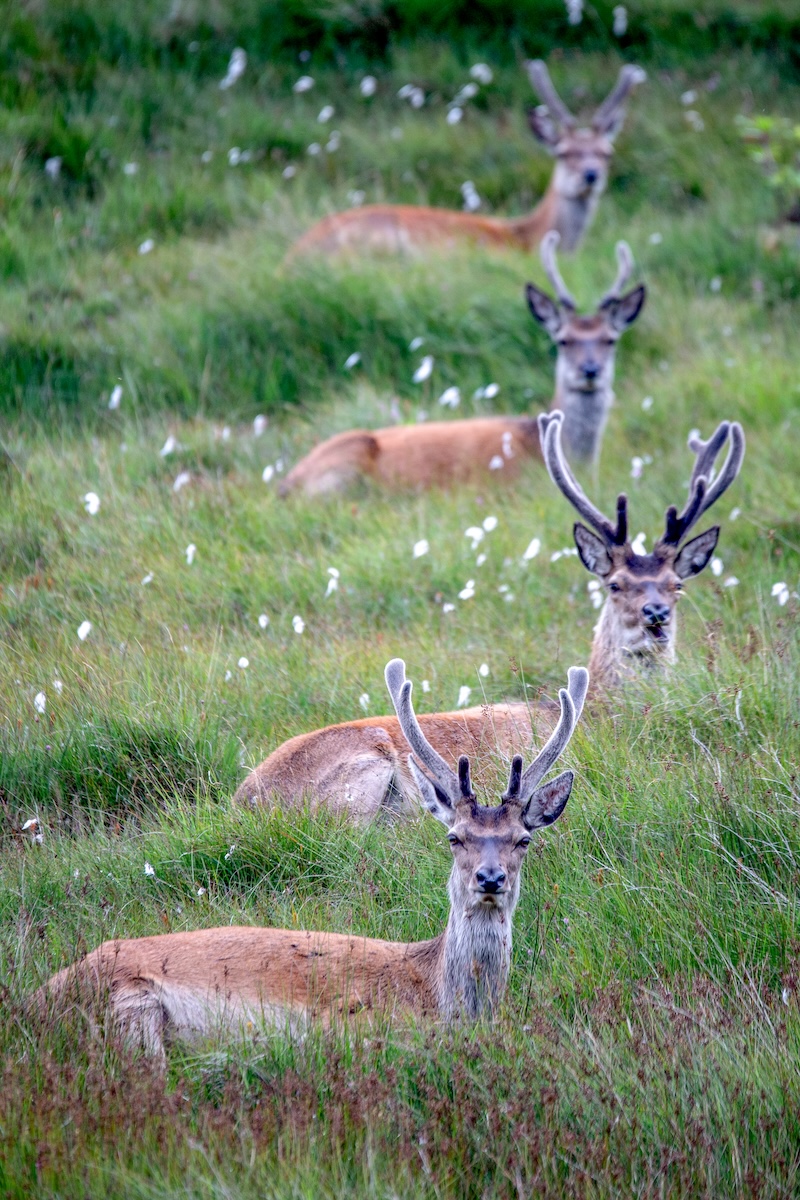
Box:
608 581 621 593
674 581 684 592
517 836 532 849
448 834 462 847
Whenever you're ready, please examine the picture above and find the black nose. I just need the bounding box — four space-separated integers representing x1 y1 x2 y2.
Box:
584 168 598 186
582 360 600 380
476 868 506 893
642 602 670 626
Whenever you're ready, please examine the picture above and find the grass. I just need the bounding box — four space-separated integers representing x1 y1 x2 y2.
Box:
1 1 800 1195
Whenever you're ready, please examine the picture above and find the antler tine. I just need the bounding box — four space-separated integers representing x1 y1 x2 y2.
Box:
600 241 634 306
502 755 523 803
658 421 745 547
385 658 460 804
515 666 589 802
592 64 647 132
540 231 576 310
537 412 623 545
458 756 476 802
526 60 576 129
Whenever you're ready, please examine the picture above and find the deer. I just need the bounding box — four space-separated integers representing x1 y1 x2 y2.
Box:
289 61 645 259
278 231 645 497
36 660 588 1059
537 409 746 691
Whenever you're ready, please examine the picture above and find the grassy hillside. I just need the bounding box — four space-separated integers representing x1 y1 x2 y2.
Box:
1 2 799 1195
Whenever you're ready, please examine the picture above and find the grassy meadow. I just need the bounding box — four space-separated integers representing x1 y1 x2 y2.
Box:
1 1 800 1195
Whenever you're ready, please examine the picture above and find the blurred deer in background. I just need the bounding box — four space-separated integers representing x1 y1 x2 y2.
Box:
290 62 645 259
37 661 588 1058
279 233 644 497
538 410 745 691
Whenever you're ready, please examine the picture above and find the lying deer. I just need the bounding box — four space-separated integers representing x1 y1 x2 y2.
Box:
538 409 745 691
290 61 645 258
37 660 587 1057
278 232 645 497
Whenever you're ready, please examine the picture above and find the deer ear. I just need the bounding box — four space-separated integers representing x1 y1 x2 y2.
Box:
522 770 573 831
604 284 646 331
526 283 562 335
674 527 719 579
527 106 559 151
408 758 456 827
574 523 613 576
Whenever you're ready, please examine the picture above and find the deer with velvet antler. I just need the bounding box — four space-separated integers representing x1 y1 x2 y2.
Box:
290 61 645 259
538 410 746 691
36 661 588 1058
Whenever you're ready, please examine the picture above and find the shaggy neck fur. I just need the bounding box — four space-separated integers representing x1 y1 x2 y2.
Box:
554 380 615 464
436 863 520 1020
588 598 678 692
506 188 599 254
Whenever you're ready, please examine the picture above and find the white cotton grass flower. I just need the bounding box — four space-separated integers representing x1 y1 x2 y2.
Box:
470 63 493 84
83 491 100 515
325 567 340 597
238 657 249 669
344 352 361 369
684 110 705 132
447 107 463 125
502 431 514 459
197 886 207 897
413 539 429 558
459 580 476 601
318 104 334 122
442 602 455 614
523 537 541 561
141 572 154 585
631 532 647 555
262 465 275 483
460 181 480 212
144 861 156 877
159 434 177 457
347 189 366 206
641 395 654 411
438 386 460 408
772 582 791 606
413 355 434 383
253 414 268 436
648 232 663 246
173 471 191 493
409 336 425 351
709 276 722 293
282 164 297 180
476 553 487 566
478 662 490 677
482 515 498 532
421 679 431 693
360 75 377 97
201 150 213 164
465 526 484 549
730 507 741 521
612 5 627 35
359 693 370 711
292 615 305 634
565 0 583 24
681 89 698 105
185 543 196 565
219 47 246 90
224 670 232 682
53 679 63 694
588 580 603 609
630 456 644 479
224 845 236 861
325 131 341 153
34 692 46 714
456 686 472 707
723 576 739 588
77 620 92 642
138 238 154 255
258 613 269 629
489 455 504 470
294 75 314 93
108 384 123 410
710 557 723 577
44 156 62 180
307 142 322 156
474 383 500 401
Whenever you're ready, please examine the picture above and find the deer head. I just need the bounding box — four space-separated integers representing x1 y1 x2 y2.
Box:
385 658 588 913
526 61 646 246
526 232 646 462
538 411 745 674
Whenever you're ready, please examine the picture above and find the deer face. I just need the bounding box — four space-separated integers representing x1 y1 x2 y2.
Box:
551 130 614 201
574 527 721 657
446 805 533 911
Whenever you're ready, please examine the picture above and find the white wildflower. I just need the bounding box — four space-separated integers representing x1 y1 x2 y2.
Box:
484 383 500 399
83 491 100 515
282 164 297 179
447 107 463 125
44 156 62 180
710 557 723 577
262 465 275 483
459 580 476 600
648 232 662 245
224 670 232 681
772 582 790 606
325 567 339 597
630 456 644 479
224 845 236 861
470 63 493 84
138 238 154 255
159 434 177 457
709 276 722 293
173 471 191 493
612 5 627 35
502 431 514 458
723 576 739 588
783 988 790 1006
421 679 431 692
684 110 705 132
185 543 196 565
482 515 498 532
307 142 321 156
258 613 269 629
489 455 504 470
325 131 341 153
201 150 213 163
219 47 246 90
680 89 697 105
460 181 480 212
631 532 647 555
442 602 455 614
318 104 334 122
476 553 487 566
641 395 654 411
523 537 541 561
238 656 249 668
565 0 583 24
292 615 305 634
53 680 63 694
34 692 46 714
413 539 429 558
347 189 366 206
294 75 314 93
253 414 267 436
359 693 370 711
142 572 154 585
360 75 377 97
550 550 563 563
197 886 207 896
438 386 460 408
344 352 361 369
465 526 484 549
456 686 472 707
730 507 741 521
144 861 156 877
409 336 425 351
478 663 489 677
77 620 92 642
108 384 123 410
413 355 434 383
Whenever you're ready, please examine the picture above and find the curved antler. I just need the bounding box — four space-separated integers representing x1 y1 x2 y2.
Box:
599 241 634 307
540 231 576 310
657 421 745 547
538 411 628 546
505 666 588 805
592 64 647 134
385 658 462 806
526 60 576 129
